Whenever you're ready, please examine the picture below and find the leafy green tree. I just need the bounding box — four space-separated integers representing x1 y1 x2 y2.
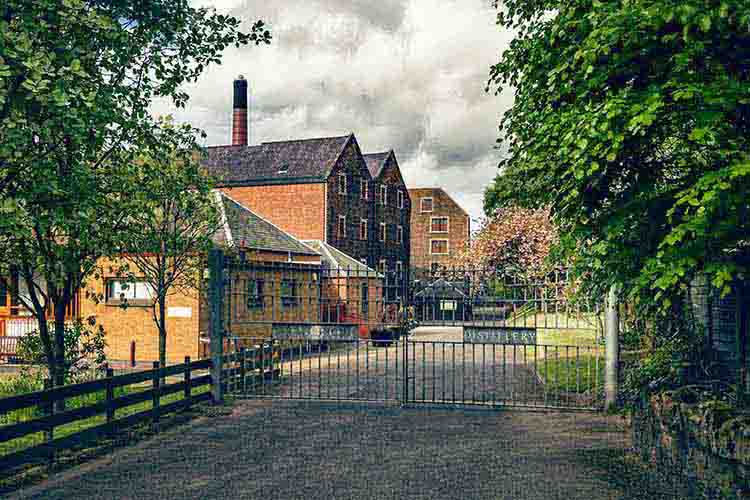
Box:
486 0 750 311
0 0 270 390
118 120 222 374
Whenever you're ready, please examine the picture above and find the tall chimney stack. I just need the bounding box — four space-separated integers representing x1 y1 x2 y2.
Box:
232 75 248 146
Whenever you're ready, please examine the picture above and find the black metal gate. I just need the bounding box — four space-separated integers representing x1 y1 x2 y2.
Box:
214 256 605 410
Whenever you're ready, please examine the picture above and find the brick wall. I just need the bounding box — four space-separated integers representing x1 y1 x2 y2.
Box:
409 188 470 270
221 183 327 241
326 139 375 262
79 258 201 365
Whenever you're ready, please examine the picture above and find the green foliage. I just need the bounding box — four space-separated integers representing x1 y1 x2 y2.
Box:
16 317 107 383
486 0 750 309
0 0 270 385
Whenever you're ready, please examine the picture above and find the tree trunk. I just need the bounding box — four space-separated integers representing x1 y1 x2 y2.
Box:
53 304 68 411
158 293 167 383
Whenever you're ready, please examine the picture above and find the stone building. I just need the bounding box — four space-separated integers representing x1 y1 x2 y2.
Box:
408 188 470 271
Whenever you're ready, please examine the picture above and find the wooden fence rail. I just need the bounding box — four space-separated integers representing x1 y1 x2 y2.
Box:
0 345 285 475
0 357 213 474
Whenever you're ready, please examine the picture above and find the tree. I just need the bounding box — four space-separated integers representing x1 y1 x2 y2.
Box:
485 0 750 311
453 205 557 281
0 0 270 390
118 120 222 374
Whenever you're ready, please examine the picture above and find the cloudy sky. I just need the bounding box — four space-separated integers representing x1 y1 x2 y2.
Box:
168 0 516 222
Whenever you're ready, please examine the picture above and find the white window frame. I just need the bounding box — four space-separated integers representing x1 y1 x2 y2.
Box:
338 215 346 238
430 216 450 234
338 174 347 195
430 238 449 256
398 190 405 209
379 222 386 242
380 185 388 205
359 219 368 240
420 197 433 213
360 179 368 200
106 279 154 303
397 225 404 244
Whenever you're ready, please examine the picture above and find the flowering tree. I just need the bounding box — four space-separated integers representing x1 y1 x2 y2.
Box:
453 206 557 281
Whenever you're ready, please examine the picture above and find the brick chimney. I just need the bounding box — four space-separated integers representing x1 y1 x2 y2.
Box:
232 75 248 146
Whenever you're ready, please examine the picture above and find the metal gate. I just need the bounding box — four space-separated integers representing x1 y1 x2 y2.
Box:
212 254 605 410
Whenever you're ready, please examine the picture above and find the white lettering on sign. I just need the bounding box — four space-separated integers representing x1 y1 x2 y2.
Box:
167 307 192 318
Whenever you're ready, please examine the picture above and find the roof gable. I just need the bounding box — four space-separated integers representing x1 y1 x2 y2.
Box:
363 151 391 179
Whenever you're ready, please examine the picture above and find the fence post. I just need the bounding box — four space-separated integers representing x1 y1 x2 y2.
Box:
605 284 620 410
184 356 192 410
152 361 160 431
209 248 225 404
239 347 246 395
105 366 114 437
43 378 54 469
402 335 409 405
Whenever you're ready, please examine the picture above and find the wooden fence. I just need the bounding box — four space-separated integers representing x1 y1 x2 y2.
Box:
0 357 212 474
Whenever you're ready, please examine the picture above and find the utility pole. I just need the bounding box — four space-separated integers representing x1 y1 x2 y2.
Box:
605 284 620 410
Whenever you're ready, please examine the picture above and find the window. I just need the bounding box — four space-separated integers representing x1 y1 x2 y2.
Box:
380 185 388 205
338 174 347 195
378 260 387 274
361 282 369 315
278 163 289 174
421 197 433 212
379 222 386 242
430 239 449 255
397 225 404 245
396 261 403 280
430 216 449 233
106 280 154 303
338 215 346 238
247 280 264 309
360 179 368 200
280 279 298 307
359 219 368 240
398 190 405 209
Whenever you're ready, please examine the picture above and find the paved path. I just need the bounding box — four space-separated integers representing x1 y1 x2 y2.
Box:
11 400 681 500
11 328 683 499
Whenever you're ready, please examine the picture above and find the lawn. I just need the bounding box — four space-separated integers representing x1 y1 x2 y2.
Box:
534 354 604 394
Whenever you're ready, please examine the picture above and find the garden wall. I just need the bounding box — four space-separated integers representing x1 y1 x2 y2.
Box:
633 391 750 499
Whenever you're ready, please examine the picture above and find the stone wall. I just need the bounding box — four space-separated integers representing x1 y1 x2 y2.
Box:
633 391 750 498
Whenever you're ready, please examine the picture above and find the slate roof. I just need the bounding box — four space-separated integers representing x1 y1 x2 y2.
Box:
203 134 353 186
212 192 319 256
301 241 381 278
362 151 391 179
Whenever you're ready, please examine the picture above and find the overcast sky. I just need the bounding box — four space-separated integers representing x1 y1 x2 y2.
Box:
166 0 516 222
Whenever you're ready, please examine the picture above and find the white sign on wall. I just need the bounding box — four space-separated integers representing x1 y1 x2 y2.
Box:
167 307 192 318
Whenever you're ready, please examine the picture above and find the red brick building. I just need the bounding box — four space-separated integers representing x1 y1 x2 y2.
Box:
202 77 411 300
408 188 470 271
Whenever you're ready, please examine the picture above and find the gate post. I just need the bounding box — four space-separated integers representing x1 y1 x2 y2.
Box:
209 248 225 404
605 284 620 410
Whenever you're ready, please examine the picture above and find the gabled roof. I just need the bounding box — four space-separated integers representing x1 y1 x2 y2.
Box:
362 151 391 179
414 278 468 299
203 134 353 186
301 240 381 278
212 192 319 256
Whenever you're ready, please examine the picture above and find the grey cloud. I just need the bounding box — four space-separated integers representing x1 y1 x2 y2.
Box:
176 0 513 220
